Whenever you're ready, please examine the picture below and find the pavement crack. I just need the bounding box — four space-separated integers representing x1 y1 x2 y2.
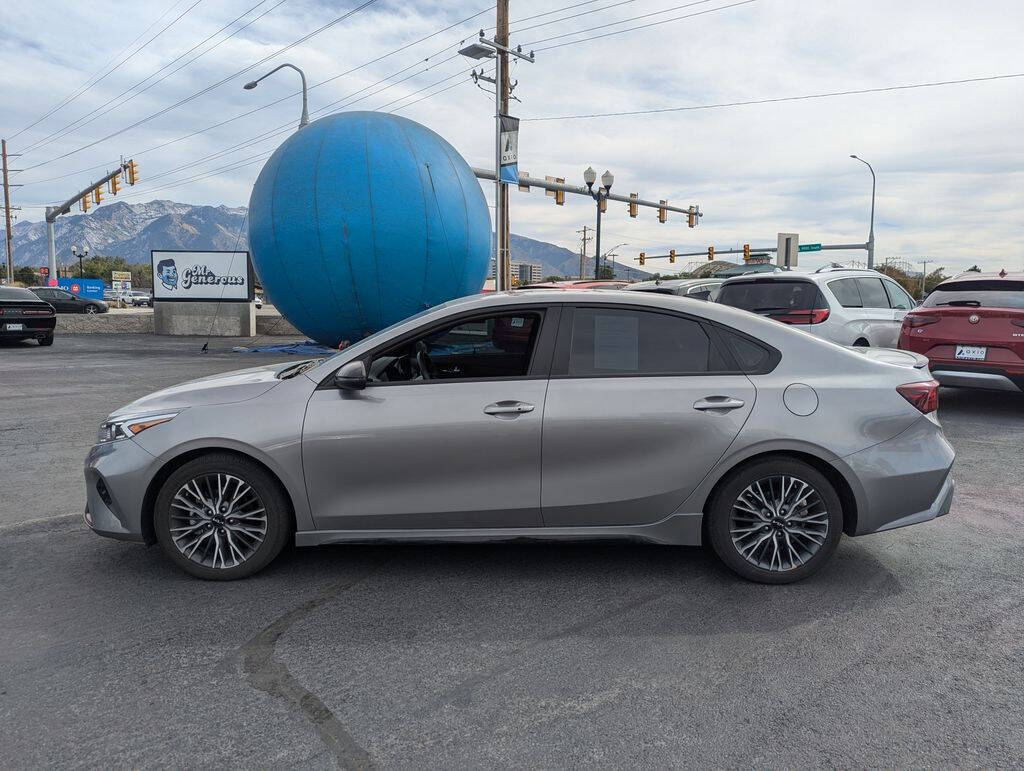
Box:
239 567 382 770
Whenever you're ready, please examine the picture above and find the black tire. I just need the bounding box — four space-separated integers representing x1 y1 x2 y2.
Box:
706 457 843 584
852 338 869 347
154 454 292 580
39 333 54 347
84 304 99 314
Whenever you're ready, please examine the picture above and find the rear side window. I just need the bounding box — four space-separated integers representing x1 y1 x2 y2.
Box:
567 308 723 375
922 280 1024 309
856 278 890 309
883 280 914 310
828 278 863 307
717 280 826 313
716 327 774 373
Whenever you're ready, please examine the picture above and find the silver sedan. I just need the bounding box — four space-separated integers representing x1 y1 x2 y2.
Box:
85 290 954 582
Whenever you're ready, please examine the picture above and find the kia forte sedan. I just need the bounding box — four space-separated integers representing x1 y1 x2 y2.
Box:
85 291 955 583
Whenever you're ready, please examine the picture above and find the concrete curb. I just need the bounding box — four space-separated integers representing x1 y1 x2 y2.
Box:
55 312 301 336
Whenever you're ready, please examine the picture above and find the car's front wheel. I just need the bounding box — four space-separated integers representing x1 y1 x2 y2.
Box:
84 304 99 314
706 458 843 584
154 454 292 580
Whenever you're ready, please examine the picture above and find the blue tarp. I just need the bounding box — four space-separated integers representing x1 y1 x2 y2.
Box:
239 340 336 355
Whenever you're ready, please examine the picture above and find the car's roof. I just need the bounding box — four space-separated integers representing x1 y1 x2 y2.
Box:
720 268 890 285
624 277 718 290
942 271 1024 283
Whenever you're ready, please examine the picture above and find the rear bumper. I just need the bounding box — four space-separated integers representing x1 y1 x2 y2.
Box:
834 417 956 536
930 366 1024 393
1 318 55 337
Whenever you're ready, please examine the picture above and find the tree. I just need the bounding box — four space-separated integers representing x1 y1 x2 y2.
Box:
543 275 564 282
13 266 36 286
597 264 616 280
966 264 981 272
74 255 153 289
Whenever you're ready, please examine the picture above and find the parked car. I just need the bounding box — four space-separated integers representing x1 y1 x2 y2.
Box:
716 267 916 347
625 277 724 300
85 290 953 583
30 287 108 314
518 279 629 290
128 291 153 307
898 270 1024 392
0 286 56 346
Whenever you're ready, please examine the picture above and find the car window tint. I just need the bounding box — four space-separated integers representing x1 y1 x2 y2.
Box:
717 327 773 373
922 280 1024 309
717 280 822 312
856 277 890 308
883 280 914 310
568 308 716 375
828 278 863 307
368 312 542 383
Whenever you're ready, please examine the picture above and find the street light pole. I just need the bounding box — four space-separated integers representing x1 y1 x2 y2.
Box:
243 63 309 129
850 154 876 268
584 167 614 279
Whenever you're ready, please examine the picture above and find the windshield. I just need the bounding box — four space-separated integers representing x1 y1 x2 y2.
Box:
0 287 40 301
718 280 825 313
922 280 1024 309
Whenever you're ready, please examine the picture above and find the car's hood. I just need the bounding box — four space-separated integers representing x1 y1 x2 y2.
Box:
109 362 291 417
846 346 929 370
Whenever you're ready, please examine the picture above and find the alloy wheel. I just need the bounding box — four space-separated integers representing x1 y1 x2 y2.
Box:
729 475 828 572
85 305 97 314
168 473 267 569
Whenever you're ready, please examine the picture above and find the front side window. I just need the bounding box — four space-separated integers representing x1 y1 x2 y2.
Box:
856 277 890 309
368 312 542 383
567 308 724 376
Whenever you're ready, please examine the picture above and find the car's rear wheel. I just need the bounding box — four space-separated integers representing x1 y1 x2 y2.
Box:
39 333 54 346
154 454 291 580
84 304 99 314
706 458 843 584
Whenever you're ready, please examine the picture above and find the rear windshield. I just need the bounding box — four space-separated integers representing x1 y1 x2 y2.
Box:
717 280 825 313
0 287 40 301
923 280 1024 309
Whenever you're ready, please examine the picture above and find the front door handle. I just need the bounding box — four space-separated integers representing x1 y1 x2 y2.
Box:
693 396 746 412
483 401 535 417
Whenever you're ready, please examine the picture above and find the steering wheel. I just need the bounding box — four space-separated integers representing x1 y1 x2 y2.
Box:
415 340 436 380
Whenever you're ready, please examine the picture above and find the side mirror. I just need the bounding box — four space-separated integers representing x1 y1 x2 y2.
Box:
333 360 367 390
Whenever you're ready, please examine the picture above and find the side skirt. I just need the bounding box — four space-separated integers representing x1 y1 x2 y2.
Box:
295 512 704 547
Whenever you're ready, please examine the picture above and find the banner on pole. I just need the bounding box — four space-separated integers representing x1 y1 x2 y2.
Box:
499 114 519 184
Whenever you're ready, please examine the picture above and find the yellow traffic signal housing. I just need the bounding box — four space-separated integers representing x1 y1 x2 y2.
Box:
669 249 676 264
599 197 607 213
554 177 564 205
687 205 697 228
707 246 715 261
93 187 103 205
80 195 89 212
658 200 667 224
109 174 121 195
638 252 646 266
743 243 751 262
628 193 638 218
126 159 139 185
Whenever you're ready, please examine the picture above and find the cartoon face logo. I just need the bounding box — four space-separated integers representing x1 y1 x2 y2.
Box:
156 258 178 291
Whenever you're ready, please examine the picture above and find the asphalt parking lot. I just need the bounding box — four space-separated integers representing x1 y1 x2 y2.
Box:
2 334 1023 768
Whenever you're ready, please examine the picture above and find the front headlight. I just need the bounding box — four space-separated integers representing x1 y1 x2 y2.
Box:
97 412 178 444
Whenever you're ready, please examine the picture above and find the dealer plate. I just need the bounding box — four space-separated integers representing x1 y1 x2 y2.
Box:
955 345 987 361
4 323 24 331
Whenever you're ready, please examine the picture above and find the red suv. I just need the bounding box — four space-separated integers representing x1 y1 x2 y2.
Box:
898 271 1024 392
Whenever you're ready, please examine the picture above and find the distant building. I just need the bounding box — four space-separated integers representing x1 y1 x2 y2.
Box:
490 258 543 285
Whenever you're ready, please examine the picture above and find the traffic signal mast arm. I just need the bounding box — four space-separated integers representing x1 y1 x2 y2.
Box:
472 167 701 223
45 160 133 223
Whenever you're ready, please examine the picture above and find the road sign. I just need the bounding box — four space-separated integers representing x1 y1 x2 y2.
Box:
40 266 50 276
799 243 822 252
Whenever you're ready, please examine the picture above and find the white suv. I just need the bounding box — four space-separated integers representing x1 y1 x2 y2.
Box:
716 267 917 348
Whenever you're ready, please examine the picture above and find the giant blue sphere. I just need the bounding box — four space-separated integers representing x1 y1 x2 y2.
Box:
248 111 490 347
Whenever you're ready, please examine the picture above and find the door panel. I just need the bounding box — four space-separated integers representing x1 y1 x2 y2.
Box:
541 375 754 526
302 380 548 530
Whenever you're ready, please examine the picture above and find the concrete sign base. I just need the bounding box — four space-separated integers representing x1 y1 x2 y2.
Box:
154 301 255 337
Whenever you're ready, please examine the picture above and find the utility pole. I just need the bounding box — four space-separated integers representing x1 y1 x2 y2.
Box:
576 225 591 279
919 259 929 301
2 139 20 284
496 0 511 292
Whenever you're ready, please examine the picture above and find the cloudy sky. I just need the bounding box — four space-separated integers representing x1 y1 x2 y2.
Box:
3 0 1022 273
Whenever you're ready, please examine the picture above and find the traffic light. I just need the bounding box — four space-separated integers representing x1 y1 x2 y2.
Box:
93 187 103 205
707 246 715 261
743 243 750 262
669 249 676 264
109 174 121 195
599 197 607 213
126 159 139 185
638 252 646 266
555 177 564 205
658 200 667 224
80 195 89 212
628 193 638 218
687 205 698 228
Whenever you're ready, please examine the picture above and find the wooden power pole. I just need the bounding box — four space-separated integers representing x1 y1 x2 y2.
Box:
496 0 511 292
2 139 14 284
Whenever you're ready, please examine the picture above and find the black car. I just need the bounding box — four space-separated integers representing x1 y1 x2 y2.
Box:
28 286 108 314
0 286 57 346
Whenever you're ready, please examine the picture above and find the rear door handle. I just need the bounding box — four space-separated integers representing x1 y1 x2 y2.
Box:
693 396 746 412
484 401 535 416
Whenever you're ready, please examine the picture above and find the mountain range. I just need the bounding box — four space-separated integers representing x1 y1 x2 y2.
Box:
3 200 653 281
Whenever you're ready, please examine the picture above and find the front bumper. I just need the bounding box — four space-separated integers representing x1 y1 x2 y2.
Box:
834 416 956 536
84 439 157 542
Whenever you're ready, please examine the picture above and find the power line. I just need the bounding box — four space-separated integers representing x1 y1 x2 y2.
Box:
20 0 381 172
8 0 192 140
525 72 1024 120
20 0 285 157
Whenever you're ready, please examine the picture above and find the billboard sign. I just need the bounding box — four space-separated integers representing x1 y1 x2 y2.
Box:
57 277 105 300
151 250 253 302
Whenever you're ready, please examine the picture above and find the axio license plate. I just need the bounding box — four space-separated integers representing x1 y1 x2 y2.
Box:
955 345 987 361
4 323 24 331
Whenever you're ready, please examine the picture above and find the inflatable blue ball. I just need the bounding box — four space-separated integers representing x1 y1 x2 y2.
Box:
248 112 491 347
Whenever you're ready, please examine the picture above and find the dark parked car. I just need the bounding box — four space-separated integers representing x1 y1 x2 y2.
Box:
0 286 56 345
28 286 108 314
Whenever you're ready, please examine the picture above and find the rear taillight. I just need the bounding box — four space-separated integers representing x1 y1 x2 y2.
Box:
774 308 830 325
904 314 940 328
897 380 940 414
23 308 52 316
